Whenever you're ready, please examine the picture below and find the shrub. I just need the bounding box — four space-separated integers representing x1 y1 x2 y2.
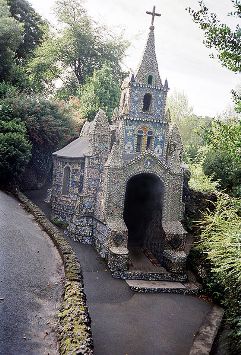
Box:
203 149 241 196
188 163 219 193
195 193 241 354
0 118 31 184
203 120 241 197
0 94 78 188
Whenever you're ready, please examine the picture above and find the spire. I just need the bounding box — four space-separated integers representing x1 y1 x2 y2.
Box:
135 7 162 86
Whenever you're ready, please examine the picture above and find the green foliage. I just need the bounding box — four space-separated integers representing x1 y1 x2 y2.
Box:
195 193 241 353
28 0 128 95
233 88 241 113
27 35 63 93
0 95 76 150
167 91 212 162
0 0 23 81
0 117 31 184
0 94 77 186
51 217 69 229
7 0 47 61
78 64 120 120
188 1 241 112
167 90 194 123
188 1 241 73
203 120 241 196
0 81 18 99
0 0 47 90
188 163 219 193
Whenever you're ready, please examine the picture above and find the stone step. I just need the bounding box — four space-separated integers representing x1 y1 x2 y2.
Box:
125 279 201 295
112 270 187 282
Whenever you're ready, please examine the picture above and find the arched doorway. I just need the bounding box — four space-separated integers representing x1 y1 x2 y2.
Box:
123 173 163 250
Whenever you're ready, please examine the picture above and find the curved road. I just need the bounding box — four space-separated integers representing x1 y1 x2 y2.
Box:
26 188 213 355
67 238 212 355
0 191 64 355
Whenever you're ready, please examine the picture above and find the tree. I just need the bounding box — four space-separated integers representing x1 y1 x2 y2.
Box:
188 1 241 112
167 90 194 123
78 64 121 120
28 0 128 95
7 0 47 61
167 91 212 161
0 0 22 81
203 120 241 196
188 1 241 73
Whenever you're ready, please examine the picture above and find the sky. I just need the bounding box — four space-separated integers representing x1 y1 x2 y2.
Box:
29 0 241 117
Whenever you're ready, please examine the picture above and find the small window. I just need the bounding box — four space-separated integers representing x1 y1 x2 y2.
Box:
148 75 153 85
136 130 143 152
146 131 153 150
79 175 84 192
80 159 85 170
62 166 70 195
142 93 152 112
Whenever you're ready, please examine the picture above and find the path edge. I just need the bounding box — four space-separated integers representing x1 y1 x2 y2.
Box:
189 304 224 355
15 191 93 355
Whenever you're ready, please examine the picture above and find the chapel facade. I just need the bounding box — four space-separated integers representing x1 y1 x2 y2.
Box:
51 9 188 281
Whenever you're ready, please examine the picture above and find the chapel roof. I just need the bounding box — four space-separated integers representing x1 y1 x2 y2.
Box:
53 136 91 158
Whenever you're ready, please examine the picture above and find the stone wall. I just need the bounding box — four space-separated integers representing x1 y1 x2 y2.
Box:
51 156 85 222
16 191 93 354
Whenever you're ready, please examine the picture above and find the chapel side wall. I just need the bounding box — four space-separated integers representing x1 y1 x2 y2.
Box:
103 166 126 225
162 173 184 222
51 156 84 222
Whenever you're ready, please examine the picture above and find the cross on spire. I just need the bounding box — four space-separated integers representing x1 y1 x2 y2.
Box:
146 5 161 28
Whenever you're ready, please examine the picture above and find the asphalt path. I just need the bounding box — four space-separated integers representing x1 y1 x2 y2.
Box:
26 188 213 355
0 191 64 355
66 237 212 355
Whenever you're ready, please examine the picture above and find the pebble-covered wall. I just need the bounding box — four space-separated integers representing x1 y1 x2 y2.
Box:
51 24 188 279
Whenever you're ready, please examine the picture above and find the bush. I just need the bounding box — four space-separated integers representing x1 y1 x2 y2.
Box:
203 149 241 196
203 120 241 197
0 95 76 149
188 162 219 193
0 118 31 184
0 94 78 188
195 193 241 354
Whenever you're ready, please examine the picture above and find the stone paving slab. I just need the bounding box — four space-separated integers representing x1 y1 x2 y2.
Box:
126 279 200 294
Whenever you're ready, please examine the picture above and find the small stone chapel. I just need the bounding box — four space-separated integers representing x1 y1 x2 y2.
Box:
51 6 188 281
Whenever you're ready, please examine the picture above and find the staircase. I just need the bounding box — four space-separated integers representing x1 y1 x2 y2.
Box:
112 247 201 294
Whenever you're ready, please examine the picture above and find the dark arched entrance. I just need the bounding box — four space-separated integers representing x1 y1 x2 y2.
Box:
123 173 163 249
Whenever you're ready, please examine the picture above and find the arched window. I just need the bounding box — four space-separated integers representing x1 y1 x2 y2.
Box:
146 130 153 150
148 75 153 85
142 93 152 112
79 175 84 193
62 166 70 195
136 129 144 152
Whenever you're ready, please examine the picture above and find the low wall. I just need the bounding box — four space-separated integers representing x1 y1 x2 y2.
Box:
16 191 93 355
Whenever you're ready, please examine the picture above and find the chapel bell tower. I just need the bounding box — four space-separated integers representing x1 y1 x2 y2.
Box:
117 6 170 162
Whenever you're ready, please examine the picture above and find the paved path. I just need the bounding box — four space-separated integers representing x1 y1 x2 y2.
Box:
26 188 213 355
0 191 64 355
65 237 212 355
